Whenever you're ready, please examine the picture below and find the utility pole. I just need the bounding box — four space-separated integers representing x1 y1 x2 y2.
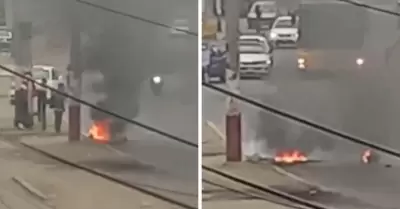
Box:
11 0 33 125
224 0 242 162
68 1 82 142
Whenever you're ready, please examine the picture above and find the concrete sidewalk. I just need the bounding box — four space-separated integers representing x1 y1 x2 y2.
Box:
202 125 314 209
0 138 180 209
20 135 197 208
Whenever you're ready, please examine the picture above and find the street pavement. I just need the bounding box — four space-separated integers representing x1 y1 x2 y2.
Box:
21 136 197 208
202 126 386 209
203 1 400 207
0 136 181 209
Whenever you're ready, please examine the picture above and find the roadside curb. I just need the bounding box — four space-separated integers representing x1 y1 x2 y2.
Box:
12 176 49 201
205 120 225 141
204 119 337 195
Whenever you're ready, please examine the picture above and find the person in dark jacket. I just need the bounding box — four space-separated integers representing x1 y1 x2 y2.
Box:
13 84 31 129
255 5 262 33
50 83 66 133
36 78 47 130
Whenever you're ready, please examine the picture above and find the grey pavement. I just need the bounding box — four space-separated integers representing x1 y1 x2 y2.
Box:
202 126 384 209
21 135 197 208
0 136 180 209
203 1 400 207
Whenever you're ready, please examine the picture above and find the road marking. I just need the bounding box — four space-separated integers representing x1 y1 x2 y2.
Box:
205 120 225 141
12 176 49 201
0 141 15 149
272 166 333 193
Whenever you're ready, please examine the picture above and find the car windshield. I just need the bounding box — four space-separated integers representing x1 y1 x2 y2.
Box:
239 45 266 54
253 2 277 13
240 40 270 51
32 68 50 80
275 19 295 28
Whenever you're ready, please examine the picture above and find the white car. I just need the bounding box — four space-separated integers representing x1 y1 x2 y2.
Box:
269 16 299 47
170 19 190 35
239 43 273 78
247 1 279 30
31 65 62 98
240 34 271 51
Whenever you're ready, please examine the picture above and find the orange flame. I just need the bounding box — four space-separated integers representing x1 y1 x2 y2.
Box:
88 120 110 143
362 149 372 164
274 150 308 164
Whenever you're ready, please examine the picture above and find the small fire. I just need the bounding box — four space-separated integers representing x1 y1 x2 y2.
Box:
87 120 110 143
274 150 308 164
362 149 372 164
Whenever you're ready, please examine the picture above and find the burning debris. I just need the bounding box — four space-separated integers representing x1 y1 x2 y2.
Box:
87 119 110 143
274 150 308 165
362 149 380 164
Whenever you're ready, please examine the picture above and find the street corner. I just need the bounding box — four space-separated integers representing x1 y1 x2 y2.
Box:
202 120 225 157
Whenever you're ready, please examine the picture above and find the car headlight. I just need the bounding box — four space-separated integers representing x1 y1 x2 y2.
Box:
270 32 277 39
267 59 272 64
152 76 162 84
298 58 305 64
356 58 364 65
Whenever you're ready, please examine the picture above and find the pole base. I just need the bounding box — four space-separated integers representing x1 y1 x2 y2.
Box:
68 105 80 142
226 112 242 162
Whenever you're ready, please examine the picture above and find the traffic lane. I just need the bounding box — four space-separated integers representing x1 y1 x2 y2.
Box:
235 8 400 149
282 163 400 209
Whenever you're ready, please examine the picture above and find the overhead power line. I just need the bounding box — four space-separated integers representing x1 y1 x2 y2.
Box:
337 0 400 17
203 82 400 160
75 0 199 36
0 64 198 148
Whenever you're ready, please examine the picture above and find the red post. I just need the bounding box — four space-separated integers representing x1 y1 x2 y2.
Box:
226 111 242 162
68 105 80 141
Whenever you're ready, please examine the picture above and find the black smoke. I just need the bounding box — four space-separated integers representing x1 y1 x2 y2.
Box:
82 1 159 139
255 100 335 156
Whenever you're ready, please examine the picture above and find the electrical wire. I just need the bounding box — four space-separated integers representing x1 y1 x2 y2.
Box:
75 0 199 36
0 64 198 148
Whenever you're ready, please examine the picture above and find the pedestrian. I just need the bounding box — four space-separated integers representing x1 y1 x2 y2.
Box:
13 84 32 129
49 83 66 133
255 5 262 33
36 78 47 130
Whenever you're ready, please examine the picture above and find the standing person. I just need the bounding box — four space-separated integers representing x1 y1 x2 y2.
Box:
13 84 31 129
255 5 262 33
36 78 47 130
49 83 66 133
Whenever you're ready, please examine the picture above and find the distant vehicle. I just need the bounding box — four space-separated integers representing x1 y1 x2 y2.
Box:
203 44 226 83
296 0 371 72
239 42 273 79
269 15 299 48
31 65 62 98
170 19 190 35
247 1 279 30
0 29 12 52
240 34 272 51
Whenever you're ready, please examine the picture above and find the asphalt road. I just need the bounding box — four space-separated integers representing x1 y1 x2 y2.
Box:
204 1 400 208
